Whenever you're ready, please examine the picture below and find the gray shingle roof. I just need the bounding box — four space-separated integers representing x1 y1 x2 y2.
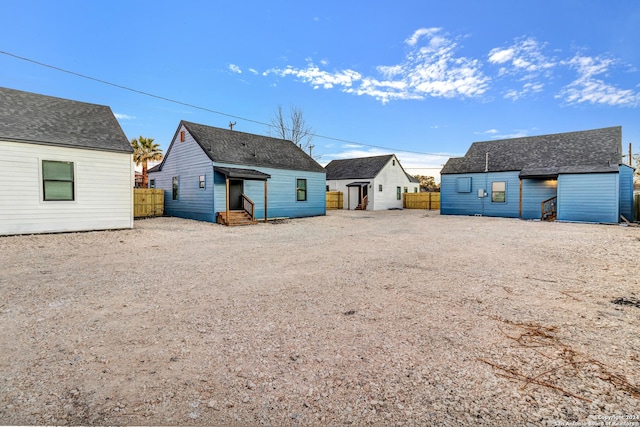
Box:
441 126 623 176
160 121 325 173
325 155 395 180
0 86 132 153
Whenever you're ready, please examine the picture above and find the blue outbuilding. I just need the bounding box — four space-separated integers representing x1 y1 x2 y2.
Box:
148 121 326 225
440 126 635 223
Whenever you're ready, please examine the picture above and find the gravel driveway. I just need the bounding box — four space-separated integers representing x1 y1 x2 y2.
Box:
1 210 639 425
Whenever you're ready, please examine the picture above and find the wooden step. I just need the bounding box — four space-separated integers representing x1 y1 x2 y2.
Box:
217 211 257 226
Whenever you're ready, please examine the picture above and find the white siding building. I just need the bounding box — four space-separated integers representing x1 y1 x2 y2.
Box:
0 87 134 235
325 154 419 210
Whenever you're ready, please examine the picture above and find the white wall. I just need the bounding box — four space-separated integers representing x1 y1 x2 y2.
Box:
326 156 419 210
0 140 134 235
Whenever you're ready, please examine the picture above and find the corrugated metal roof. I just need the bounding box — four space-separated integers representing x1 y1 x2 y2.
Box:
0 86 132 153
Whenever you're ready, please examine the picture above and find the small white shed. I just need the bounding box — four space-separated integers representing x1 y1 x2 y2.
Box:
325 154 419 210
0 87 134 235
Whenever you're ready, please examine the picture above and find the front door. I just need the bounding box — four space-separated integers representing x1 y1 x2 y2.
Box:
229 179 243 210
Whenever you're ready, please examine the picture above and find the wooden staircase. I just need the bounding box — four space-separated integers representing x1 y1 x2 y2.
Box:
355 195 368 210
217 210 257 226
541 196 557 221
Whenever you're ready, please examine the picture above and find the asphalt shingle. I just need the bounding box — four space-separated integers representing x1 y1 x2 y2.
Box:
0 86 132 153
441 126 622 176
325 155 395 180
178 121 325 173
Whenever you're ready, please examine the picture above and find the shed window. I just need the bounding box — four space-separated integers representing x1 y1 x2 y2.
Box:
172 176 179 200
396 187 401 200
42 160 74 201
491 181 506 203
379 184 383 192
199 175 205 189
404 187 408 193
296 178 307 201
149 179 155 188
456 177 472 193
414 187 418 193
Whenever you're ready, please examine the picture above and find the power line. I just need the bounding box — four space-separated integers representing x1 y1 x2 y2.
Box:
0 49 454 158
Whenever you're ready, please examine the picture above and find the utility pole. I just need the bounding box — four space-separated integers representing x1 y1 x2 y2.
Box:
308 144 314 158
629 142 633 166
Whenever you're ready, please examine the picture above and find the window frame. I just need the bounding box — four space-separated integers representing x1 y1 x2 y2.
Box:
199 175 205 189
42 160 75 201
296 178 307 202
149 179 155 188
491 181 506 203
172 176 179 200
396 186 401 200
456 177 472 193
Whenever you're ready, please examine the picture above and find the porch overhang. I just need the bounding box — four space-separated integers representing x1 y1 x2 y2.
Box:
346 181 370 187
519 167 558 179
214 166 271 181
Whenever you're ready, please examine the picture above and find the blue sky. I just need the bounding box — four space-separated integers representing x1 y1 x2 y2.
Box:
2 1 639 180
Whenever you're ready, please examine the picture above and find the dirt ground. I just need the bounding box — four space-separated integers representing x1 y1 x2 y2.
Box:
1 209 639 426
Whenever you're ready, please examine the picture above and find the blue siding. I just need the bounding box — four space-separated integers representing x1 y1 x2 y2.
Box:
557 173 618 223
619 165 634 221
148 128 215 222
150 129 326 223
441 171 520 217
521 179 557 220
213 162 326 219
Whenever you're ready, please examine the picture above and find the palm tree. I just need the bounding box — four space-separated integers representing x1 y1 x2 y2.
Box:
131 136 163 188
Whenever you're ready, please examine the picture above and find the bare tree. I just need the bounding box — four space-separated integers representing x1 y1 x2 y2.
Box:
270 105 315 156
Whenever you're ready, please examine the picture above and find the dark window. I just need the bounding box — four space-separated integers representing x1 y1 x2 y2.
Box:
296 178 307 201
172 176 179 200
199 175 205 189
404 187 408 193
491 181 506 202
414 187 418 193
150 179 155 188
42 160 74 201
396 186 401 200
379 184 383 192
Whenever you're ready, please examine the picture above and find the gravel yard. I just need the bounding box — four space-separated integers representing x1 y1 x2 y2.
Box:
1 209 639 426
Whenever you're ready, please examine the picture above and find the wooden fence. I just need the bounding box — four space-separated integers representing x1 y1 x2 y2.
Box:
134 189 164 218
403 192 440 210
326 191 344 210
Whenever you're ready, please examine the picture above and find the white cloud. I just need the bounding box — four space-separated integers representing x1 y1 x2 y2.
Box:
229 64 242 74
114 113 135 120
475 129 499 135
248 68 258 75
264 28 489 104
487 37 556 99
405 28 441 46
557 55 639 106
488 48 514 64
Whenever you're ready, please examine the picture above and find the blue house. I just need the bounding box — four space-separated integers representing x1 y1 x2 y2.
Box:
148 121 326 225
440 126 635 223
